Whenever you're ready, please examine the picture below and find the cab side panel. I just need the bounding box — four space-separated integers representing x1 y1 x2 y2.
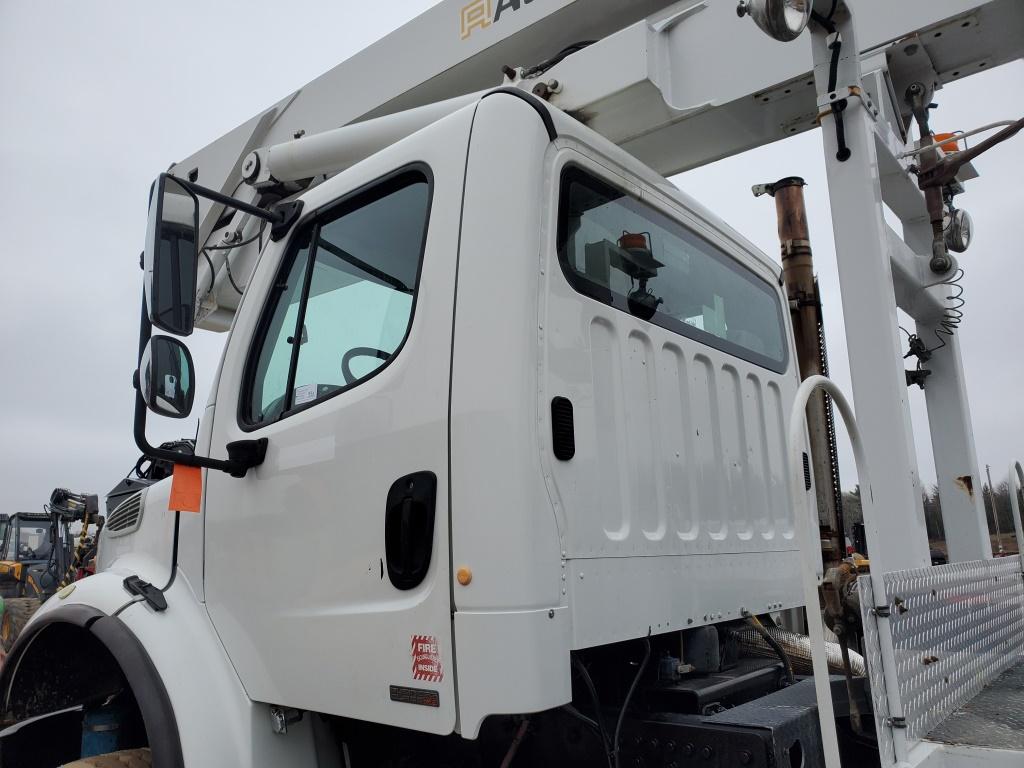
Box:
540 150 803 649
450 95 569 737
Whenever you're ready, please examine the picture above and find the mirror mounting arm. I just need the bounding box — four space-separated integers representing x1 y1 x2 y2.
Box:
132 391 266 478
175 177 303 242
134 296 266 478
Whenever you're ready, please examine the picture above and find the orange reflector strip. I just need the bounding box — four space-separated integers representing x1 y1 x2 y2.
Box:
168 464 202 513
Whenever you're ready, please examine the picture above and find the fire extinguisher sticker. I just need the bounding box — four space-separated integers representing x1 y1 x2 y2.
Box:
411 634 443 682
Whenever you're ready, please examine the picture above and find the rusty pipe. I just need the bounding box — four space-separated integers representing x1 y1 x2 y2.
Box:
756 177 845 567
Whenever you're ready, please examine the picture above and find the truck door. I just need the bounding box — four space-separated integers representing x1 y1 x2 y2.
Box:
201 111 472 735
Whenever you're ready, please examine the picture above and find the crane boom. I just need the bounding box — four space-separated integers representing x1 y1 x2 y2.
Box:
181 0 1021 331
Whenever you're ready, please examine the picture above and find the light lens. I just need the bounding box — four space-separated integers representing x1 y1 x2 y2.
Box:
739 0 811 42
945 208 972 253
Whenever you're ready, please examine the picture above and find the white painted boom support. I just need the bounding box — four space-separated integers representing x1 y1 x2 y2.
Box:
181 0 1022 330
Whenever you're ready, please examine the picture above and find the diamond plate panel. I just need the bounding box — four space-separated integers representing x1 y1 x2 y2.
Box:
858 576 897 767
883 558 1024 742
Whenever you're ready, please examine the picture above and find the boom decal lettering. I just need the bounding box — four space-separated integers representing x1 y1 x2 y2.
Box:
411 634 443 682
460 0 534 40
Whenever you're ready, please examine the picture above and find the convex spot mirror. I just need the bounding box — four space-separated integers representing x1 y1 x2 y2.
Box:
736 0 811 42
139 336 195 419
145 174 199 336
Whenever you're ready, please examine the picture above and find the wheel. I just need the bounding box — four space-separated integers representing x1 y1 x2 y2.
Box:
63 749 152 767
1 597 41 651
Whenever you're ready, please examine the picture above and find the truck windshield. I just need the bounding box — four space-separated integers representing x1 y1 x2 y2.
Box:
557 167 788 373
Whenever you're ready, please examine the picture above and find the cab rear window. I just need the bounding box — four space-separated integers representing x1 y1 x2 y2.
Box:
556 167 788 373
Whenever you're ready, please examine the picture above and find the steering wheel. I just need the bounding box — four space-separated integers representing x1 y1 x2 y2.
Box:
260 392 288 423
18 543 35 560
341 347 392 384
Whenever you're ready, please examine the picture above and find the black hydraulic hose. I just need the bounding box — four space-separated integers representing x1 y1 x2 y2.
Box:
572 656 613 768
743 612 796 685
836 626 868 738
521 40 596 78
561 704 602 735
499 718 530 768
613 633 651 768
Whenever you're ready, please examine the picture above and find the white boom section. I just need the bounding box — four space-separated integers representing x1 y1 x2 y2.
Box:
181 0 687 328
181 0 1022 331
536 0 1022 176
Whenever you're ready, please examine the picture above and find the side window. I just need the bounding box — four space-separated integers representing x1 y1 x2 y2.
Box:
556 167 788 373
244 170 431 427
248 231 311 424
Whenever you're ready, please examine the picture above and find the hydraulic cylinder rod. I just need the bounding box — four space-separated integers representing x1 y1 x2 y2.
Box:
242 91 484 188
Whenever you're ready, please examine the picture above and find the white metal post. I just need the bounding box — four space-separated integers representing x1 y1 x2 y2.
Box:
921 332 993 560
810 7 932 573
900 215 992 562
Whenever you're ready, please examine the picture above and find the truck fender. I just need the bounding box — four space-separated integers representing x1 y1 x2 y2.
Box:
0 571 323 768
0 598 183 767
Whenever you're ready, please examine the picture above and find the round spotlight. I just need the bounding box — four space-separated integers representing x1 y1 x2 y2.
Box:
737 0 812 42
944 207 973 253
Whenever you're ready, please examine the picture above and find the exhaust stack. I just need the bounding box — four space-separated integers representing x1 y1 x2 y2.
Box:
755 177 845 567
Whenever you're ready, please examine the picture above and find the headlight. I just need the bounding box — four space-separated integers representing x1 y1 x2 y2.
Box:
736 0 812 42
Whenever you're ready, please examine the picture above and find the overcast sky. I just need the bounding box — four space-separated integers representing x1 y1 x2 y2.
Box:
1 1 1021 515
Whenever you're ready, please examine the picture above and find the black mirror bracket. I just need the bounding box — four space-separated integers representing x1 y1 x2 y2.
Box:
134 389 267 478
170 175 303 242
226 438 269 478
134 294 267 479
270 200 304 241
133 391 267 478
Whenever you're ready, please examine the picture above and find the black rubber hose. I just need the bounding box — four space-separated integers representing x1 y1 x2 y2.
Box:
743 612 796 685
158 510 182 593
572 656 613 768
613 633 651 768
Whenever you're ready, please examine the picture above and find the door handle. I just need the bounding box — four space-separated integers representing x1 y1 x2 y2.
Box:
384 472 437 590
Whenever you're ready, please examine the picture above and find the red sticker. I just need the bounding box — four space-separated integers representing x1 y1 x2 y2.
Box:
411 635 443 682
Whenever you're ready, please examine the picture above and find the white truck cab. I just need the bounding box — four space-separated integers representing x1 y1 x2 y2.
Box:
198 91 804 738
5 1 1022 765
1 87 809 768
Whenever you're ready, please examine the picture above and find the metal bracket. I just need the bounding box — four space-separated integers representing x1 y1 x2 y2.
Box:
886 716 907 729
270 706 304 735
817 85 879 122
871 605 891 617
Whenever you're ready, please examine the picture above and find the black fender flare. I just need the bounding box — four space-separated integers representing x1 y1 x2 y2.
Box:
0 603 184 768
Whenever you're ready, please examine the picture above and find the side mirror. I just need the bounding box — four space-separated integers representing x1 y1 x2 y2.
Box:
139 336 195 419
145 174 199 336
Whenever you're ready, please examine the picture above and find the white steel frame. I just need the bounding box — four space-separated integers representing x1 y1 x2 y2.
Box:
805 3 1015 764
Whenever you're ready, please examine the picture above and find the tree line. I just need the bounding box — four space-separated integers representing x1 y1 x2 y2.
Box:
840 481 1022 546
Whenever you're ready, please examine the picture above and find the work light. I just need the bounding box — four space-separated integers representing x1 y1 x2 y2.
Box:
736 0 812 42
